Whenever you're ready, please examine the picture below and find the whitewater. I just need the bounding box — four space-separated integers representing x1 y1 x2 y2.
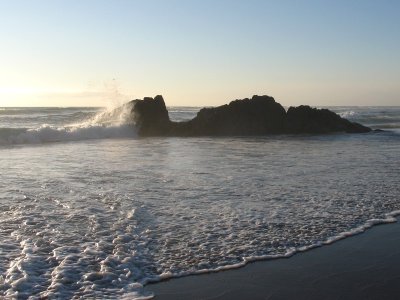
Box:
0 104 399 299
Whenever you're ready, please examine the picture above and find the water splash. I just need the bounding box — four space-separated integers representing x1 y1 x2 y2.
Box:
0 102 137 145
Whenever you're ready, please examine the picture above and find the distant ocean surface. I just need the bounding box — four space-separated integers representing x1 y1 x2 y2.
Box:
0 105 399 299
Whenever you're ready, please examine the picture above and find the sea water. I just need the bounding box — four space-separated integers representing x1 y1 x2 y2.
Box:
0 105 399 299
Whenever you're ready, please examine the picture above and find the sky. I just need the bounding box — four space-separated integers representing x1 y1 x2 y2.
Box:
0 0 399 107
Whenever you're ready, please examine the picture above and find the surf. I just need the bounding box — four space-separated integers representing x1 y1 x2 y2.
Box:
0 103 137 146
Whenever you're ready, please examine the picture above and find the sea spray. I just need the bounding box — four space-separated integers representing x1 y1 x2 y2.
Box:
0 102 137 145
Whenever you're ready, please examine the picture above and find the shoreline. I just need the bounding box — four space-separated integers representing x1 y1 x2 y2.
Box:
147 220 400 299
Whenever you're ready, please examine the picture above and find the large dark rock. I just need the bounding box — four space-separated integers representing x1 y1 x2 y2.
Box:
187 95 287 136
286 105 371 134
124 95 371 136
130 95 170 136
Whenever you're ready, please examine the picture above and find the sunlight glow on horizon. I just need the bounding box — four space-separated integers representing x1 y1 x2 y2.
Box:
0 0 399 107
0 86 84 96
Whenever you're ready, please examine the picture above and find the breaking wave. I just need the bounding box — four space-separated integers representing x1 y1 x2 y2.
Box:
335 107 400 129
0 103 137 146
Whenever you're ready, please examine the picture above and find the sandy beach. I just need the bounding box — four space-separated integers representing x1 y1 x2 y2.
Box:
149 221 400 300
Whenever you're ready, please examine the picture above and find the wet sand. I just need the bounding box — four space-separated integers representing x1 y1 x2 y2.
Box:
148 221 400 300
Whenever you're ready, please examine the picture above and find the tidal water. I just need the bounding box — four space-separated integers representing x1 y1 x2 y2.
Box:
0 105 399 299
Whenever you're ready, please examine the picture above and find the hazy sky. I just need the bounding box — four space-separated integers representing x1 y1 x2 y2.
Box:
0 0 399 107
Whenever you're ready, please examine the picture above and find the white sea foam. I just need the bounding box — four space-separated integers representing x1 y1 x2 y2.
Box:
0 107 399 299
334 107 400 130
339 110 357 118
2 124 137 145
0 103 137 145
137 210 400 289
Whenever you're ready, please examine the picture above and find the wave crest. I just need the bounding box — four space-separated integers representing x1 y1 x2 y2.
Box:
0 103 137 146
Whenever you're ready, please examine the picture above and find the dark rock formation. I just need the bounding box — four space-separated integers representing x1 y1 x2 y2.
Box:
188 95 287 136
286 105 371 134
131 95 170 136
124 95 371 137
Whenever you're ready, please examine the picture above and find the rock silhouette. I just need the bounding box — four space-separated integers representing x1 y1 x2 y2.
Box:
125 95 371 136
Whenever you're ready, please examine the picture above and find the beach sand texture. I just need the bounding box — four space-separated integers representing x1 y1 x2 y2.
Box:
150 221 400 300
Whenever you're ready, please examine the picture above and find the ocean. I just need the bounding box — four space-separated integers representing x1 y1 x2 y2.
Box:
0 105 399 299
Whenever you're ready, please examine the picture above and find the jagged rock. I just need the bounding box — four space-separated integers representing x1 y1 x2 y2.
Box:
188 95 287 136
124 95 371 136
286 105 371 134
130 95 170 136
